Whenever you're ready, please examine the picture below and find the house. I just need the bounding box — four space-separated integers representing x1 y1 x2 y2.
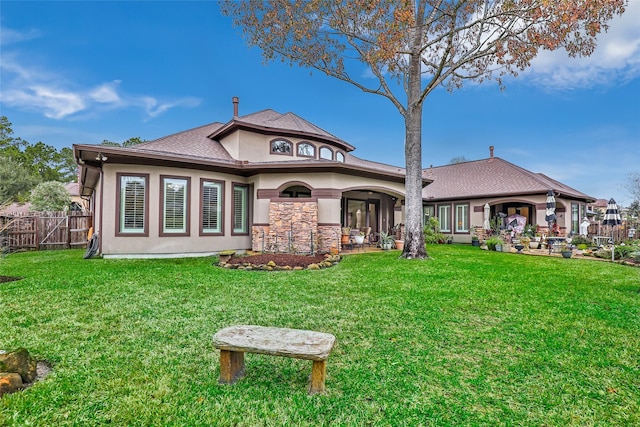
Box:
74 98 427 258
75 100 596 258
421 146 596 243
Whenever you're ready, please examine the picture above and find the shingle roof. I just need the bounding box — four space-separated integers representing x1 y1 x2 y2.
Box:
422 157 594 202
133 122 233 161
241 109 341 140
209 109 355 151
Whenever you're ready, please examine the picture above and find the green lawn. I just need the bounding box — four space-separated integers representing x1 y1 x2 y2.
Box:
1 246 639 426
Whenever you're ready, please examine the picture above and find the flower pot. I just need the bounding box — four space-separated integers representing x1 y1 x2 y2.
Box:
514 243 525 253
341 234 350 245
381 243 393 250
561 251 573 258
495 244 502 252
394 240 404 250
354 235 364 244
472 240 480 247
529 241 539 249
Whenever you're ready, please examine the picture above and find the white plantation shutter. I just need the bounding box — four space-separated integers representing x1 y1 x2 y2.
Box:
120 176 146 233
163 178 187 233
202 181 222 233
233 184 248 233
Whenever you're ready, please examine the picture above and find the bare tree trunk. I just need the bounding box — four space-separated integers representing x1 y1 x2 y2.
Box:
402 45 427 259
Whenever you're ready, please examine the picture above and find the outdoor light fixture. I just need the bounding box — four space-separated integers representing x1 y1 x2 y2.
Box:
95 153 108 161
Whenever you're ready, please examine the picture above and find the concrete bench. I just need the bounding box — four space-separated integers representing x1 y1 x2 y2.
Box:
212 325 336 394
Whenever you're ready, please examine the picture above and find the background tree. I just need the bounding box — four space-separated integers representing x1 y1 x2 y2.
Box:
29 181 72 212
626 172 640 203
1 116 76 191
99 137 146 147
449 156 469 164
0 157 40 203
221 0 626 259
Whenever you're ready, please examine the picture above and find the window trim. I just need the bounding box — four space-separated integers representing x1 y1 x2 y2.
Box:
438 204 452 233
454 203 470 234
159 175 191 237
270 138 294 156
335 151 345 162
296 141 316 158
231 182 250 235
200 178 225 236
319 145 334 160
116 173 149 237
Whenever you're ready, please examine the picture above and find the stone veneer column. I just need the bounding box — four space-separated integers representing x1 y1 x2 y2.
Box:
257 201 320 254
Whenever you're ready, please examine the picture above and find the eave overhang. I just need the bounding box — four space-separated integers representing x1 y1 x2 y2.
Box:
73 144 429 194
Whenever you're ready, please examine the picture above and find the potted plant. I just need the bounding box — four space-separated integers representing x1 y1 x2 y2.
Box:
560 242 573 258
485 236 504 251
471 236 480 247
392 224 404 250
354 231 365 245
341 227 351 245
378 232 394 250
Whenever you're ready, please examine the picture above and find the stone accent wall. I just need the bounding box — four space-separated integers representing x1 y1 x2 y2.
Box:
252 201 323 254
318 225 341 254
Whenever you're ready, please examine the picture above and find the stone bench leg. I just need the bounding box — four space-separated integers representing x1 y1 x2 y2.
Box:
219 350 245 384
309 360 327 394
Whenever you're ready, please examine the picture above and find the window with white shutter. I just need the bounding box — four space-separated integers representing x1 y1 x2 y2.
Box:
232 184 249 234
201 179 223 234
161 176 190 236
117 174 148 236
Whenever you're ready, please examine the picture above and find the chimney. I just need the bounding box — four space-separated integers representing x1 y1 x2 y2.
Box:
232 96 239 118
489 145 494 158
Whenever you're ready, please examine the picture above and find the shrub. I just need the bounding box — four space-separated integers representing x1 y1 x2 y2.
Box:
571 235 592 246
29 181 71 211
423 217 445 244
485 236 504 251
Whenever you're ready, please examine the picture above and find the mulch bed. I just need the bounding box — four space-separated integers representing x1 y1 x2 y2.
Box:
225 253 328 268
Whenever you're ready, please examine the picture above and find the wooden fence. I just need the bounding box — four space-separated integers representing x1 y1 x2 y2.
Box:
0 211 92 252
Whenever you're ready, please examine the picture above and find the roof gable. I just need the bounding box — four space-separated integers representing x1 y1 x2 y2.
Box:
209 109 355 152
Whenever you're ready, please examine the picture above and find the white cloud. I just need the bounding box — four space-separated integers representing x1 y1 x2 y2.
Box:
0 27 41 45
525 1 640 89
90 81 122 104
0 26 201 120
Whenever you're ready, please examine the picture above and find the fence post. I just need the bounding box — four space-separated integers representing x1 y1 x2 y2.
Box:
66 214 71 249
35 215 40 251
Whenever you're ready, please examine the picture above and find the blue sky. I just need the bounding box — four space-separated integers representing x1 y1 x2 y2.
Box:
1 1 639 206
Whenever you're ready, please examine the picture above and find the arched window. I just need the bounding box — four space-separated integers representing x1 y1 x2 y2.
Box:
297 142 315 158
319 146 333 160
280 185 312 198
270 139 293 155
336 152 345 163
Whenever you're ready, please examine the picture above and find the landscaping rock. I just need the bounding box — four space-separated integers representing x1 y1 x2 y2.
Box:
0 348 37 383
0 373 23 397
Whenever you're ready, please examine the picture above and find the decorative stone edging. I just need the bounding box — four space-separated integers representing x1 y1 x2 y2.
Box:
219 254 341 271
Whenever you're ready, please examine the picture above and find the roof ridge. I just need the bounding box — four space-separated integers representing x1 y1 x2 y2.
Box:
138 121 224 147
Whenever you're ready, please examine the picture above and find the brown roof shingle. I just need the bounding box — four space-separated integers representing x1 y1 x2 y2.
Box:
134 122 233 161
422 157 594 202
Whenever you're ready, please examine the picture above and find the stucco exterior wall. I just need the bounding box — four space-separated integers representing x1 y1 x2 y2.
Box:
100 164 252 257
